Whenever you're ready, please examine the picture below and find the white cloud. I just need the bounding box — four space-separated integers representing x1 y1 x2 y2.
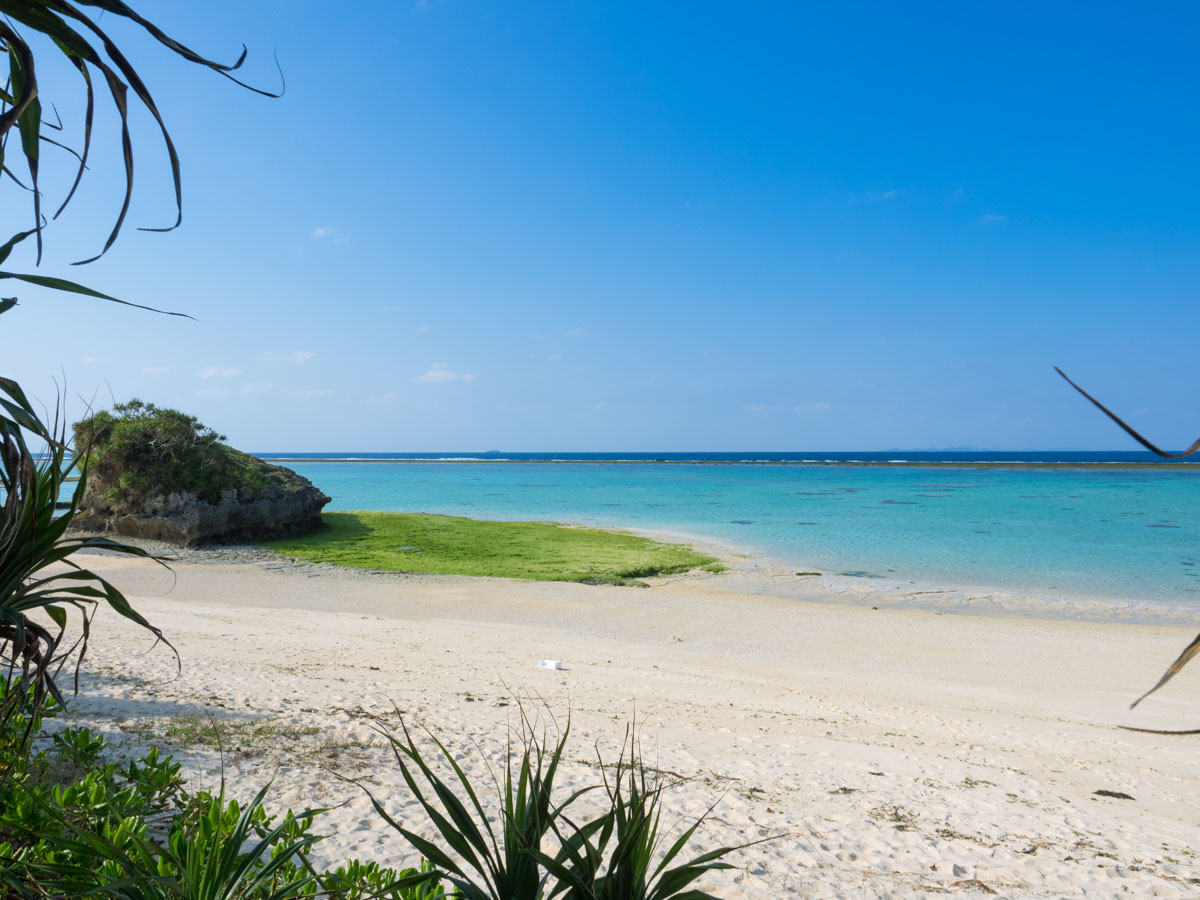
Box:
260 350 315 364
415 364 476 383
366 392 402 405
567 327 587 337
417 324 432 333
142 366 169 375
311 226 349 244
744 404 769 414
82 355 100 364
238 382 274 396
547 354 562 361
285 387 337 399
198 367 242 379
981 213 1007 225
793 401 833 414
881 189 898 199
194 388 226 398
592 401 607 410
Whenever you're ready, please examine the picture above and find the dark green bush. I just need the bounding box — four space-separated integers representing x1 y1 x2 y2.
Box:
73 400 265 505
0 691 185 892
0 701 442 898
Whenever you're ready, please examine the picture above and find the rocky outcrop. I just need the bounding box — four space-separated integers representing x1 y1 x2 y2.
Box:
71 450 330 547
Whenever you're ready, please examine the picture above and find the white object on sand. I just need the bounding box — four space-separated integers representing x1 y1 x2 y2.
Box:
538 658 563 670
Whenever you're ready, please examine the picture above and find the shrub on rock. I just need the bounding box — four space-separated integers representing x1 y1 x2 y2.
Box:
72 400 329 546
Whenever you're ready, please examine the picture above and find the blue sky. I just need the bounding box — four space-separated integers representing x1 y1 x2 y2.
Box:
5 1 1200 451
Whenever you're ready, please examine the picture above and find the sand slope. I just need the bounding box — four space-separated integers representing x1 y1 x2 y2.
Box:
55 553 1200 898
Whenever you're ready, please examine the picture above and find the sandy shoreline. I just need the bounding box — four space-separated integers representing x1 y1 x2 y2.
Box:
612 525 1200 627
53 549 1200 898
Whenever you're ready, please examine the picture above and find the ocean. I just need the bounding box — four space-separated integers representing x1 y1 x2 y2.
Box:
256 451 1200 606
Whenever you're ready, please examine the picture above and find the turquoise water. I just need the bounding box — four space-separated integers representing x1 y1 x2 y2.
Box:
282 461 1200 605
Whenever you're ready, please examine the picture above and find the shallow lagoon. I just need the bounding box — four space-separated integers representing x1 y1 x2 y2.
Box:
276 460 1200 605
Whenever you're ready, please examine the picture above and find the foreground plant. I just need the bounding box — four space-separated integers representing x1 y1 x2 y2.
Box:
1 0 277 750
357 708 752 899
2 0 279 770
363 713 570 899
0 1 280 274
0 362 170 773
539 729 744 900
1057 367 1200 731
0 709 443 898
21 783 322 899
12 782 444 899
0 701 183 893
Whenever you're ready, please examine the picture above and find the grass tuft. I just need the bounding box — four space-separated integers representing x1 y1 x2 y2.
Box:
261 511 720 585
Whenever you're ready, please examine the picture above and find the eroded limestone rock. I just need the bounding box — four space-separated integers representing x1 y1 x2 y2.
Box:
71 450 329 546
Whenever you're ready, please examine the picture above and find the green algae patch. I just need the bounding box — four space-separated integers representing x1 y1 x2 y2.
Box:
260 511 720 585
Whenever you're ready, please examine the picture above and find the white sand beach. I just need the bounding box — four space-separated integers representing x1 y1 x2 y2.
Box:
57 550 1200 898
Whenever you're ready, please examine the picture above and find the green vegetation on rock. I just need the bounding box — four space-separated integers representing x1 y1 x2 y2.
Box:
73 399 265 504
70 399 329 546
262 511 721 585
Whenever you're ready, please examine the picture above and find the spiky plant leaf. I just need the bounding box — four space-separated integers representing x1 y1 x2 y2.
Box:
1057 367 1200 727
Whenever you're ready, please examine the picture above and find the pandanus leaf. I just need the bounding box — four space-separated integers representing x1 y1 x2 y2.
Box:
1057 367 1200 724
